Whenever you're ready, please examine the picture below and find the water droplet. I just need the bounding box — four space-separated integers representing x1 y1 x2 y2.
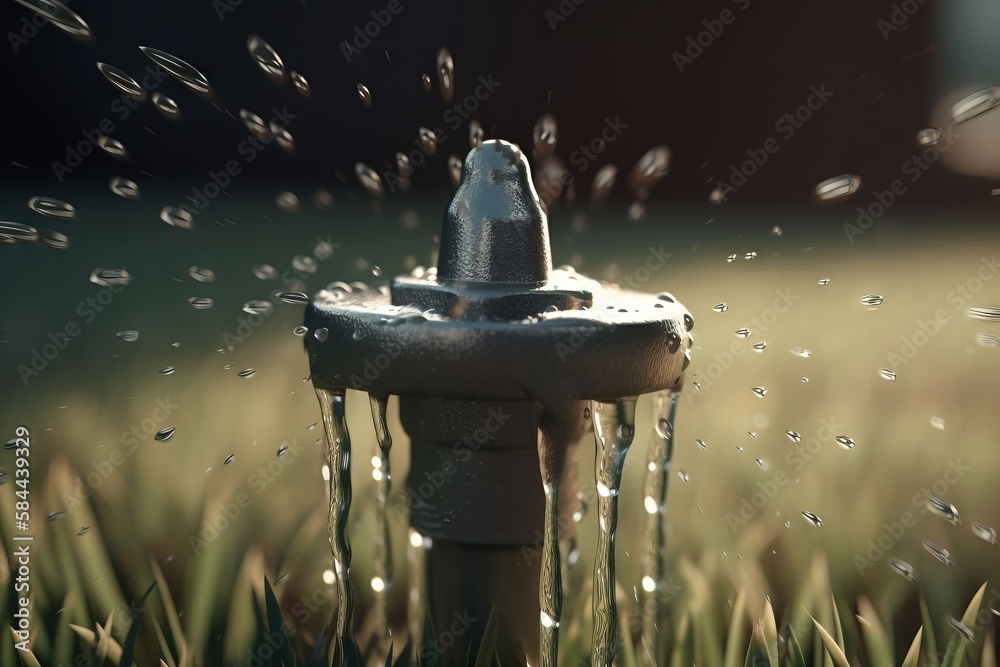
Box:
785 430 801 442
814 174 863 203
709 185 727 205
160 205 193 230
971 521 997 545
77 526 90 536
98 135 129 160
14 0 91 38
665 332 681 353
253 264 278 280
293 326 308 336
151 91 180 118
159 366 175 375
270 122 294 152
356 162 384 197
952 86 1000 125
726 253 737 262
277 291 309 305
861 294 884 306
116 330 139 342
968 306 1000 321
818 278 831 285
0 222 39 243
949 618 975 642
770 225 783 236
435 47 454 103
879 368 896 381
627 200 646 221
28 196 76 220
417 127 438 155
357 83 372 106
292 255 316 275
189 266 215 283
744 251 757 260
109 177 140 199
801 511 822 526
583 406 592 420
734 328 751 338
533 114 559 159
277 443 289 457
421 72 432 91
90 268 132 287
835 435 855 449
751 386 767 398
629 145 670 195
314 327 329 342
801 376 809 383
976 332 1000 348
683 313 694 331
224 454 236 465
154 426 175 441
923 540 952 565
291 71 310 97
242 300 273 316
713 303 729 313
247 35 285 80
696 438 707 449
237 368 256 378
889 557 915 581
676 470 689 482
276 190 300 213
755 458 765 468
790 347 812 358
188 297 214 310
140 47 211 93
926 495 960 525
930 416 946 430
469 119 484 148
47 511 65 522
916 127 941 146
752 341 767 352
96 62 145 101
239 108 272 142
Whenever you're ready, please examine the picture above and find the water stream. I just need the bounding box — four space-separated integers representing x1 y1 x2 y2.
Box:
368 393 393 653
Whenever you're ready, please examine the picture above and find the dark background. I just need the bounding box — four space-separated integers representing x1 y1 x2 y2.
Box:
2 0 980 208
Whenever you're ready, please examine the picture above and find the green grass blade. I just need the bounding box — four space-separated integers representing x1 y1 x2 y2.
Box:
856 595 893 667
941 581 988 667
723 588 748 667
901 627 922 667
808 613 850 667
763 599 779 667
982 630 996 667
383 643 393 667
120 581 158 667
474 607 498 667
304 628 329 667
9 628 42 667
263 577 298 667
919 595 938 667
391 638 412 667
786 624 808 667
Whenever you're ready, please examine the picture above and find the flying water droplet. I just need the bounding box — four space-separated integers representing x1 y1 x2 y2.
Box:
277 291 309 305
159 366 175 375
726 254 737 263
189 266 215 283
421 73 432 91
277 443 289 457
96 62 145 101
879 368 896 381
926 495 960 525
696 438 706 449
276 190 300 213
243 300 273 316
160 206 193 230
791 347 812 358
448 155 462 189
751 387 767 397
151 91 180 118
629 146 670 196
533 114 559 160
785 431 801 442
90 268 132 287
140 47 211 93
948 618 975 642
752 341 767 352
116 330 139 342
889 557 915 581
247 35 285 80
590 164 617 205
109 177 140 199
930 416 946 430
154 426 175 441
744 251 757 260
735 328 751 338
971 521 996 544
0 222 39 243
417 127 438 155
239 109 272 142
314 328 329 342
801 511 822 526
818 278 831 285
469 119 484 148
237 368 256 378
968 306 1000 321
13 0 91 38
923 540 952 565
224 454 236 465
188 297 214 310
28 196 76 220
976 332 1000 348
861 294 884 307
253 264 278 280
356 163 384 197
814 174 862 203
270 122 294 153
435 47 454 103
357 83 372 107
714 303 729 313
291 71 310 97
916 128 941 146
951 86 1000 125
835 435 855 449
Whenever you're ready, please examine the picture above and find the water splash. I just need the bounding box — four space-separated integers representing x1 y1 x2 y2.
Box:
368 393 393 650
591 398 638 667
315 388 355 647
640 390 679 665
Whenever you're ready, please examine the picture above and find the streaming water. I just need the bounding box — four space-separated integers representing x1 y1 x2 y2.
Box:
368 393 393 649
640 389 679 665
315 388 356 648
591 398 638 667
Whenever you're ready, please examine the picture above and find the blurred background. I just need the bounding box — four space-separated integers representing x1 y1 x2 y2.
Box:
1 0 999 665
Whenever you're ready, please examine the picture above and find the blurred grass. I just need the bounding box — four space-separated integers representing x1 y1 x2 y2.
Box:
1 195 999 664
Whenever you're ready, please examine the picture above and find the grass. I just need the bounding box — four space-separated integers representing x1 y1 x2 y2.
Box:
2 208 999 665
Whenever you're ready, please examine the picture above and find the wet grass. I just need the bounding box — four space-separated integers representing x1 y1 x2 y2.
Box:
2 210 999 665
